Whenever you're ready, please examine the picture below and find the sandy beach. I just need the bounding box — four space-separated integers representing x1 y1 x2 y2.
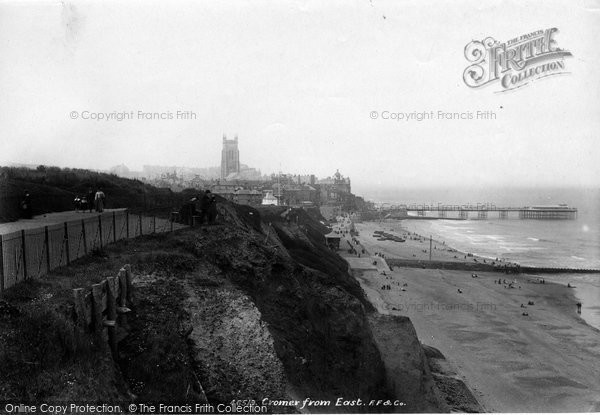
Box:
343 220 600 412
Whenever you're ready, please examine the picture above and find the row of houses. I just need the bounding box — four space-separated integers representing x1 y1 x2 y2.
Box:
209 170 357 209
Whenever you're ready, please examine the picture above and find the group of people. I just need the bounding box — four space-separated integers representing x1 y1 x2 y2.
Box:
19 187 106 220
181 189 217 225
74 188 106 213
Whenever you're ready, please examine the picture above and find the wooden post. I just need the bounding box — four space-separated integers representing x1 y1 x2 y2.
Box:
139 214 143 236
126 210 130 239
81 220 87 255
106 276 118 356
44 226 51 271
91 282 105 333
21 230 28 280
153 216 156 234
118 268 128 306
113 211 117 243
124 264 134 306
73 288 87 331
64 223 70 265
0 236 4 295
170 216 174 232
429 235 432 262
98 215 103 249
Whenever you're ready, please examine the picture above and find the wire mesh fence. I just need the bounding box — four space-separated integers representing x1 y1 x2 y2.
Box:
0 209 188 295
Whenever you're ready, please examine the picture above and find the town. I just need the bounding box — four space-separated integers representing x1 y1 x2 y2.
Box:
104 134 373 220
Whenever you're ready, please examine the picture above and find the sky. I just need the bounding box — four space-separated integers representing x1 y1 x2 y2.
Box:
1 0 599 196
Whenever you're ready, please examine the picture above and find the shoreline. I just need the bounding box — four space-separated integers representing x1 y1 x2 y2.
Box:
339 218 600 412
358 218 600 330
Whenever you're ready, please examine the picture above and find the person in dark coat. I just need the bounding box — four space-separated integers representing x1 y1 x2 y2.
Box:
198 190 211 224
21 191 33 219
87 188 95 212
207 193 217 224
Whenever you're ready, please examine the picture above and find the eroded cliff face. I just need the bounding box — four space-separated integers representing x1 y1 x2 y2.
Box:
169 202 448 412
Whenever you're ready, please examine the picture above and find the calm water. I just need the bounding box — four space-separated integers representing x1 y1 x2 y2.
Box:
360 186 600 329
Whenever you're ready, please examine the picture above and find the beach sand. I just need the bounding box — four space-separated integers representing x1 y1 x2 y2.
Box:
344 220 600 412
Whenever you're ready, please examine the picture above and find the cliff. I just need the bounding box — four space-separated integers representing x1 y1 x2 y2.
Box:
0 199 451 413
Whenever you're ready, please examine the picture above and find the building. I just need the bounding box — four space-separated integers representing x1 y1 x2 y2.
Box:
318 169 352 206
233 189 263 207
210 183 238 201
221 134 240 180
262 190 279 206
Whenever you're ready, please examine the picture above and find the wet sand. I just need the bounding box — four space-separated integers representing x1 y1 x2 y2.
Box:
345 221 600 412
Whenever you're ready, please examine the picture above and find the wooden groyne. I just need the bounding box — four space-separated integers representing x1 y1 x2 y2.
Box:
386 259 600 274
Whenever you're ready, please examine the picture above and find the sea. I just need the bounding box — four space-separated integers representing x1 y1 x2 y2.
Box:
359 186 600 330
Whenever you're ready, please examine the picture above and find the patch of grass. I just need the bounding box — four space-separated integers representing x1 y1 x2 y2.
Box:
0 303 122 402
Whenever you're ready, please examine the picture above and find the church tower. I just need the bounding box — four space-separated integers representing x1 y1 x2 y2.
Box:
220 134 240 180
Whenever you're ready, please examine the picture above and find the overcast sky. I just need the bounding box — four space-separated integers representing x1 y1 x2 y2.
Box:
1 0 599 195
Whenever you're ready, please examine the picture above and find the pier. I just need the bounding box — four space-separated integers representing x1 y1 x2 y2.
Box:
398 203 578 220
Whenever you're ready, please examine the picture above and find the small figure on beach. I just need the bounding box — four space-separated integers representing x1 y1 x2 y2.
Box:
457 288 463 294
528 301 534 306
577 302 582 314
522 312 529 316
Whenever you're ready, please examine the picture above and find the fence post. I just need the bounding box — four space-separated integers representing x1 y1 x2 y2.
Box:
126 210 130 239
139 214 143 236
44 226 51 272
81 220 87 255
0 236 4 295
113 211 117 243
73 288 87 331
98 215 103 249
153 216 156 233
170 216 173 232
118 267 129 329
124 264 134 306
106 276 118 356
20 230 28 280
91 283 104 333
64 222 70 265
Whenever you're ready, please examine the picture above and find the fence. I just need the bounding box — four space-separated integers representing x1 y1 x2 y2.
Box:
72 264 134 357
0 210 187 295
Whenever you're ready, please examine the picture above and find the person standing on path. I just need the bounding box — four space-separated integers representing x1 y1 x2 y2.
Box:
94 188 106 213
87 188 95 212
198 190 211 224
207 192 217 224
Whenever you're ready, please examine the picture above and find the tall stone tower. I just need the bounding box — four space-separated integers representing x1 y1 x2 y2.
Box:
220 134 240 180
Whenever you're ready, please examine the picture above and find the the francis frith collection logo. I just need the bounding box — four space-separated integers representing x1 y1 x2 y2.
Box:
463 28 572 92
